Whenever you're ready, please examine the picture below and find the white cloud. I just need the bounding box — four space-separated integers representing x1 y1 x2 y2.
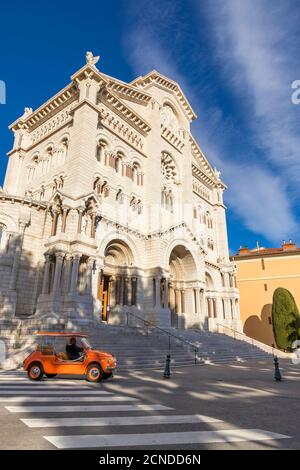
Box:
207 0 300 182
123 0 299 244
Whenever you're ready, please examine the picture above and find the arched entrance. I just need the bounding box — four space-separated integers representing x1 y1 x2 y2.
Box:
99 240 135 322
168 245 200 328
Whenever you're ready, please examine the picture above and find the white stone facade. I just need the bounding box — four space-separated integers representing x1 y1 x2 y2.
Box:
0 53 240 331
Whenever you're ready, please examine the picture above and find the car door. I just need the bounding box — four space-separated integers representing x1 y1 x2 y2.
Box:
53 340 88 375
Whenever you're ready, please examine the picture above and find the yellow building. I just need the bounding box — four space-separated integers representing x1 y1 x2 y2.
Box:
231 241 300 347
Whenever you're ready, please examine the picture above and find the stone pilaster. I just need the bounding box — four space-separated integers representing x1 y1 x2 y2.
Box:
42 254 51 294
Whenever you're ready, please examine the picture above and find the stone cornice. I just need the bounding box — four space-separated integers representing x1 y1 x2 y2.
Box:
190 135 227 190
99 86 151 136
131 70 197 121
9 83 78 132
0 193 48 210
106 80 152 106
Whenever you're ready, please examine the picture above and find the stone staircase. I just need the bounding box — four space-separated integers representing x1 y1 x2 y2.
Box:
88 323 271 370
0 317 275 371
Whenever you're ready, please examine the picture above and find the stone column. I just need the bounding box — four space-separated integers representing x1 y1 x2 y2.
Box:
9 223 26 291
52 252 64 297
42 254 51 294
181 289 185 313
51 210 59 236
62 254 73 293
110 276 116 307
90 212 96 238
70 253 81 295
207 297 212 318
175 289 181 314
61 207 69 233
164 279 169 309
155 276 161 308
127 276 132 306
213 298 217 318
77 208 84 234
195 288 201 315
86 258 94 294
119 276 124 306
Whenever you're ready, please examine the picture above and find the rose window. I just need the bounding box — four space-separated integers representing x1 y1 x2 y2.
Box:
161 152 177 183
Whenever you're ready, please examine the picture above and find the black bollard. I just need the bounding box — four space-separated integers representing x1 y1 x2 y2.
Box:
274 356 282 381
163 354 171 379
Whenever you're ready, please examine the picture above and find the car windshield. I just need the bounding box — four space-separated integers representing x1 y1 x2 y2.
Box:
81 337 92 349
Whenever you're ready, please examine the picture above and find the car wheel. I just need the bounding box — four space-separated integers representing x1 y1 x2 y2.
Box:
102 372 113 381
28 362 44 381
86 364 103 382
45 374 57 378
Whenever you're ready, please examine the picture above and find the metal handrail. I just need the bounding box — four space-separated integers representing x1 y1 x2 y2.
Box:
215 321 289 358
125 311 199 363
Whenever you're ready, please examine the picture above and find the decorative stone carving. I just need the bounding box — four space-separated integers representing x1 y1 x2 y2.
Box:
160 104 179 135
86 51 100 67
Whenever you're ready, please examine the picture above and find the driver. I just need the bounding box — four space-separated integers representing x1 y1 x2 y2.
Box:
66 337 84 360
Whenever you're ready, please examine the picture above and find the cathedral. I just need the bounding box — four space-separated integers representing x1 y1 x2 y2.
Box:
0 52 240 331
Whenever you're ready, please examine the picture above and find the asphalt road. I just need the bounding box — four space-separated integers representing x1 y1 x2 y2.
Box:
0 359 299 450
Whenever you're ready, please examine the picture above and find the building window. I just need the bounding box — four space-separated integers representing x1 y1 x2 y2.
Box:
264 283 268 291
96 139 108 163
268 316 272 325
261 258 265 270
0 223 7 251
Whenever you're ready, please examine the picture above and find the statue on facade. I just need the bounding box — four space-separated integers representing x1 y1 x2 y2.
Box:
214 167 221 180
21 107 33 119
86 51 100 67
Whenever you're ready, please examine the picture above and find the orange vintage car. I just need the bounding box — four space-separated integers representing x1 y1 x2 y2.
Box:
23 332 117 382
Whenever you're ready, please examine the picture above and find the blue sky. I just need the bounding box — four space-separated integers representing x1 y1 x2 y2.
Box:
0 0 300 253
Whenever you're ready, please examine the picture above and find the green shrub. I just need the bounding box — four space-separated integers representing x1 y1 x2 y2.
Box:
272 287 300 351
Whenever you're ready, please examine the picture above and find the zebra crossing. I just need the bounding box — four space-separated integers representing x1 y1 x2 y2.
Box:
0 371 291 449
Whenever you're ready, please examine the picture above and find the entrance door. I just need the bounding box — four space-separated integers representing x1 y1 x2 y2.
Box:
98 274 111 322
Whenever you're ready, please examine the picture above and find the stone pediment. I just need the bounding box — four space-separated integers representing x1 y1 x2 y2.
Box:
131 71 197 122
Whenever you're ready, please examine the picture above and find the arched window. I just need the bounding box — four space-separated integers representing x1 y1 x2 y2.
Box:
116 189 124 204
46 146 54 172
0 223 7 251
57 137 69 166
101 181 110 197
115 152 124 174
96 139 108 164
27 155 39 182
132 161 143 185
93 177 101 195
130 195 137 211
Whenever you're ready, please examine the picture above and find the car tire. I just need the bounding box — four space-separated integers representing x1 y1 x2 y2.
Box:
45 374 57 378
28 362 44 381
102 372 113 381
86 363 103 382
